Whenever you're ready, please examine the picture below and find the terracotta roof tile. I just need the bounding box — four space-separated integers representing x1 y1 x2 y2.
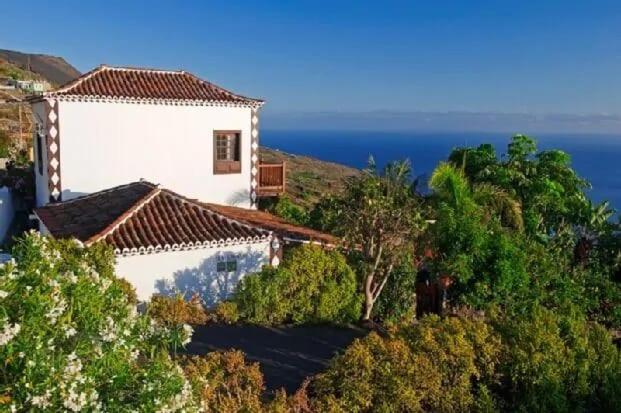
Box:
204 203 338 245
35 182 270 254
43 65 263 105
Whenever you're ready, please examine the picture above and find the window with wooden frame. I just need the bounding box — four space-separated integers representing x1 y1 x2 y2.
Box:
213 131 241 174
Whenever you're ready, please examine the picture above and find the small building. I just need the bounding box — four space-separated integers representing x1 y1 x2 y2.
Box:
34 181 335 304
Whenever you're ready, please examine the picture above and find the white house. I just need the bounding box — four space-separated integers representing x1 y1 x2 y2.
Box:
29 65 285 209
31 66 332 304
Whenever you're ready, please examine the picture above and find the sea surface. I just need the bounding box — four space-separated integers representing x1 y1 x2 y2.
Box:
262 130 621 214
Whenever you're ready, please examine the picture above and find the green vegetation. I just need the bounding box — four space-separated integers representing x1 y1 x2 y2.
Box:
308 308 620 412
233 244 361 325
0 232 195 411
3 134 620 411
0 130 9 158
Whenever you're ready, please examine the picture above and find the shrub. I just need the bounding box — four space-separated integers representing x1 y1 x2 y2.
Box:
493 305 621 412
149 294 208 326
311 315 501 412
207 301 240 324
271 195 309 226
234 244 361 325
0 232 195 411
182 350 264 413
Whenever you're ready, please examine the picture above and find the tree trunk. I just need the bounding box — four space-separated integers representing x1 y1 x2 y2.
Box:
363 275 375 321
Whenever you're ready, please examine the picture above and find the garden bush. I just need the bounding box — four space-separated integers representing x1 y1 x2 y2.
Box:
493 305 621 412
182 350 264 413
0 232 195 411
207 300 240 324
310 315 501 412
234 244 361 325
149 293 208 326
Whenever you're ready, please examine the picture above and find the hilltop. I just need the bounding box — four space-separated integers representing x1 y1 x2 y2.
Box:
0 50 81 157
0 49 80 86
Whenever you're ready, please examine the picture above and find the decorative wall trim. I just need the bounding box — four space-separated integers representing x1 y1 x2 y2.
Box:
45 98 61 202
249 108 260 209
41 95 264 109
113 234 271 257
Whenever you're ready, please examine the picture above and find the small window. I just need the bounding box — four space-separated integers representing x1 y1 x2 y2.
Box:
214 131 241 174
36 133 43 175
217 257 238 273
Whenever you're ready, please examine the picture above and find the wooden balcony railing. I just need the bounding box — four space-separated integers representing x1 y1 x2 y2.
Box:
257 162 286 196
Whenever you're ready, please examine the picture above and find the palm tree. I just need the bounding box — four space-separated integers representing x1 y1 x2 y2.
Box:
429 163 523 231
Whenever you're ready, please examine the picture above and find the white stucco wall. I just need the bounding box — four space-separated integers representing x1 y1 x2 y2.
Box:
55 100 254 207
32 102 50 207
114 241 270 305
0 188 14 244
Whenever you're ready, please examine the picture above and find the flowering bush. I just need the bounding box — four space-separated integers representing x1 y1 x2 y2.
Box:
0 232 196 411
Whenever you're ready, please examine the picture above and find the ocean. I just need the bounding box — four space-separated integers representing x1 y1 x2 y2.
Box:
262 130 621 214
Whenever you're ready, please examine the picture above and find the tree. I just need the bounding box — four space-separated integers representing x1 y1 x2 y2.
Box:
331 159 426 320
448 134 597 237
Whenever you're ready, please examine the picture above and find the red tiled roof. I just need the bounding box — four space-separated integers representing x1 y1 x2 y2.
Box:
35 182 270 254
42 65 263 105
204 203 338 246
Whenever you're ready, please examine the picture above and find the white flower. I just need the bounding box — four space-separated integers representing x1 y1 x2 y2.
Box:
0 320 21 345
66 272 78 283
100 317 117 342
65 327 77 338
181 324 193 345
0 290 8 299
31 390 52 408
101 278 112 291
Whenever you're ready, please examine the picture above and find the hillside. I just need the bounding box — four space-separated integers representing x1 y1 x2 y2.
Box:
260 147 359 207
0 49 80 86
0 50 81 158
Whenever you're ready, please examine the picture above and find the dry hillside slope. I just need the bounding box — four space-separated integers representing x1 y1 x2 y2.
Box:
0 49 81 86
260 147 359 207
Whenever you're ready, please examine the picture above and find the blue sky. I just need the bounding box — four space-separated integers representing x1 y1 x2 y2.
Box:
1 1 620 131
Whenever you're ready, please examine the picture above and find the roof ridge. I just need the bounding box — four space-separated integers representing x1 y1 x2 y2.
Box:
100 64 185 75
40 181 157 206
84 186 161 245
